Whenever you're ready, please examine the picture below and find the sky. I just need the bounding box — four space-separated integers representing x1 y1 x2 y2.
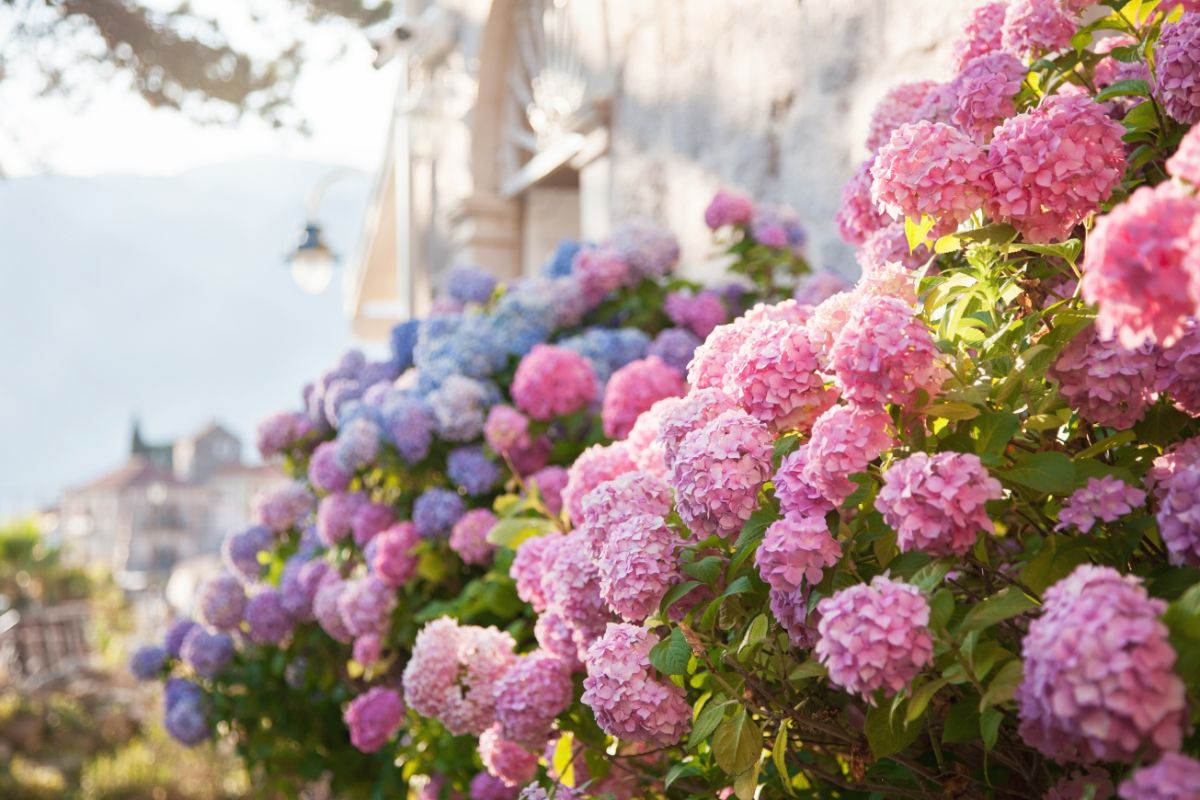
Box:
0 2 401 518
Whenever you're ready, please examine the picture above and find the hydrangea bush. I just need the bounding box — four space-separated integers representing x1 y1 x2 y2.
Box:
134 2 1200 798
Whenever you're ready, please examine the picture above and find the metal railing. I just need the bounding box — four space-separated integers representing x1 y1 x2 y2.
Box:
0 601 92 689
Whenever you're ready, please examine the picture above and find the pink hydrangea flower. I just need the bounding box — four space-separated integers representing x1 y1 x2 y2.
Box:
953 2 1007 70
865 80 939 151
655 388 736 470
1017 565 1186 763
1155 460 1200 566
858 259 920 305
572 247 630 305
830 295 947 409
609 221 679 279
343 687 405 753
952 52 1026 142
797 404 895 508
1157 319 1200 416
527 466 568 516
511 534 563 613
769 587 818 649
625 397 682 479
577 471 673 559
254 481 314 533
309 440 351 493
1093 36 1150 106
687 318 749 391
402 617 518 735
670 408 774 539
1118 753 1200 800
1080 183 1200 348
704 189 755 229
835 157 889 246
372 521 420 587
665 290 729 339
316 491 363 546
471 773 519 800
602 356 687 440
725 319 837 433
871 121 989 229
598 513 682 622
795 271 851 307
493 651 574 749
1002 0 1077 58
876 451 1003 557
1051 325 1158 429
197 573 246 631
512 345 597 422
539 531 612 659
338 575 396 638
1056 476 1146 534
985 94 1127 243
815 575 933 703
485 405 531 455
244 588 293 645
756 514 842 594
352 500 395 548
561 442 637 524
1155 13 1200 124
857 222 932 273
1168 123 1200 186
256 410 313 458
479 725 538 787
806 291 857 366
353 633 382 666
581 623 691 746
1149 437 1200 499
313 578 353 643
773 445 835 518
450 508 498 566
533 612 582 670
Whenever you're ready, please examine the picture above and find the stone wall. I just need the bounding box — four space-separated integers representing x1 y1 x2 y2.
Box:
602 0 972 279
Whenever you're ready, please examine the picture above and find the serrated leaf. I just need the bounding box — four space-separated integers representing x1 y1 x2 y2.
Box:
683 556 725 586
998 451 1075 495
739 614 770 654
866 701 923 758
689 699 730 749
906 678 948 724
713 709 762 776
649 627 692 676
1095 78 1150 102
772 723 794 796
959 587 1037 634
980 659 1023 711
660 580 703 614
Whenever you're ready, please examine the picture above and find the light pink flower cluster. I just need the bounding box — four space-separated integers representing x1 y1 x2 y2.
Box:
1157 320 1200 416
1155 14 1200 125
815 576 933 703
512 345 597 422
806 291 857 365
655 388 736 470
1001 0 1077 58
510 535 560 613
624 397 681 479
479 725 538 787
484 405 531 456
743 299 811 326
670 408 774 539
338 576 396 638
865 80 938 151
704 189 754 230
581 623 691 746
343 687 405 753
450 508 498 566
871 121 988 228
1154 459 1200 567
402 617 517 735
830 295 946 409
778 404 895 510
1168 124 1200 186
835 157 889 246
492 651 573 749
769 587 818 649
577 471 673 559
528 466 568 516
876 451 1003 557
602 356 686 440
1017 566 1186 763
572 247 630 305
952 52 1026 143
539 531 613 658
725 319 837 433
795 272 850 308
1051 326 1159 429
858 259 919 306
1118 753 1200 800
1080 183 1200 347
857 222 932 273
598 513 682 622
985 95 1127 243
952 2 1006 70
1056 476 1146 534
372 522 420 587
313 579 352 643
686 316 752 391
756 515 842 594
254 481 314 533
561 442 636 524
665 290 728 339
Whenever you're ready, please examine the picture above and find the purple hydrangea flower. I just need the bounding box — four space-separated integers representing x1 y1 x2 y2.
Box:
180 628 234 679
221 525 272 584
245 588 294 645
647 328 702 373
129 645 166 681
448 446 503 496
197 573 246 631
413 488 467 538
446 264 499 305
163 618 198 658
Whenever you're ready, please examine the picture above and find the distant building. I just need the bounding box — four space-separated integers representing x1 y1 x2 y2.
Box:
58 420 284 583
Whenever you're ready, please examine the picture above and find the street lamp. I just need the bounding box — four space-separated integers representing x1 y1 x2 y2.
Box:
285 167 360 294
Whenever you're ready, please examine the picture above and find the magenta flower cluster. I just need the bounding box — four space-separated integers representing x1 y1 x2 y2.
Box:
756 514 842 594
1052 326 1159 429
725 318 837 432
602 356 686 440
1056 476 1146 534
512 344 597 422
830 295 946 409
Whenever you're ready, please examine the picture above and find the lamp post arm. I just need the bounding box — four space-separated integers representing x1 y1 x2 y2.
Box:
306 167 364 221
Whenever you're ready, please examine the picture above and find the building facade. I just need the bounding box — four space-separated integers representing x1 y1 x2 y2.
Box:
346 0 972 339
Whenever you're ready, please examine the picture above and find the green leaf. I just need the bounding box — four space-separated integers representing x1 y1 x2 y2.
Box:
712 709 763 776
959 587 1038 634
997 451 1075 495
664 762 702 790
1136 403 1194 448
866 701 923 758
1123 100 1159 133
942 698 980 744
649 627 692 676
929 588 955 631
1021 535 1092 594
1095 78 1150 102
788 660 827 683
911 558 954 593
1074 430 1136 460
926 402 981 421
683 556 725 586
660 580 703 614
906 678 949 724
905 214 937 252
1012 239 1083 266
486 517 557 549
734 761 760 800
772 723 795 796
552 732 576 787
980 659 1023 711
722 575 754 598
967 410 1020 467
689 700 731 749
981 707 1003 752
739 614 770 654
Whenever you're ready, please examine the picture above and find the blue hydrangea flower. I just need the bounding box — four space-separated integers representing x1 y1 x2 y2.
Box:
414 314 507 386
648 327 702 373
164 689 211 747
609 222 680 278
165 677 205 708
379 390 435 463
487 282 559 356
447 446 502 496
542 238 584 278
358 359 400 388
334 416 382 472
391 319 420 372
413 488 466 538
560 328 651 385
446 264 498 305
323 378 363 429
425 375 499 442
180 628 234 679
130 645 166 681
164 618 198 658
